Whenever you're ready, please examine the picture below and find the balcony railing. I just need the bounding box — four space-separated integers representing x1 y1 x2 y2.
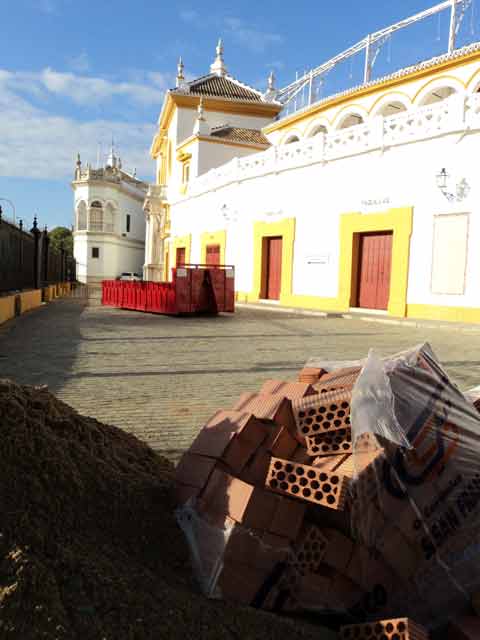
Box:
186 94 480 199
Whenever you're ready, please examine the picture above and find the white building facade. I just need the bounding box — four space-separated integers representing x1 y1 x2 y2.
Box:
145 24 480 324
72 151 147 284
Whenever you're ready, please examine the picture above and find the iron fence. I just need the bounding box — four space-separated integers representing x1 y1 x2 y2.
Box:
0 212 76 294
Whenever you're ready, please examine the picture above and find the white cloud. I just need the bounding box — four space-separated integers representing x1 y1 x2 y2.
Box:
0 69 160 180
223 17 283 53
2 67 167 107
68 52 90 73
178 10 283 55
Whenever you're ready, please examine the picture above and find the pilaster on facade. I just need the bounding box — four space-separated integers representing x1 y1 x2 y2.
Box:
143 184 170 281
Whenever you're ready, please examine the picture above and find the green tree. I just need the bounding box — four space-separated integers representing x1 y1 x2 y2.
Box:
48 226 73 256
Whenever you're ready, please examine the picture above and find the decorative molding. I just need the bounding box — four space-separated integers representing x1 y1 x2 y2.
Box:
176 94 480 203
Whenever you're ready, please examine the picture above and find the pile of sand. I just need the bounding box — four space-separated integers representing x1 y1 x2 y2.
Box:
0 380 333 640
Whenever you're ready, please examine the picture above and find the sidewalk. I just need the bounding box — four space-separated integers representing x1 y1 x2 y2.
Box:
235 301 480 333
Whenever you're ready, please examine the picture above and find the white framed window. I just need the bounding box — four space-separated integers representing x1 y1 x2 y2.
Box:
77 201 87 231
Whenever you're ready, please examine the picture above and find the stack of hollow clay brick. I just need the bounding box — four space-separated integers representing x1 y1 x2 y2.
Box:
175 343 480 637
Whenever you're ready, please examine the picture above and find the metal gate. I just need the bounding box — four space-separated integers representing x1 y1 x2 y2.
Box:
357 231 393 310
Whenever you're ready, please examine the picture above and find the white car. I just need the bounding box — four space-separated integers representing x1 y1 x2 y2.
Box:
117 272 142 281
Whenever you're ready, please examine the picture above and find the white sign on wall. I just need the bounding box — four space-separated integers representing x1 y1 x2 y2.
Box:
360 197 391 213
305 254 330 265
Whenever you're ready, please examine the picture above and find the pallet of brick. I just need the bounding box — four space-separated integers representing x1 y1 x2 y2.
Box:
260 379 317 399
314 366 361 393
266 456 350 510
340 617 429 640
293 388 352 439
297 367 326 383
348 344 480 627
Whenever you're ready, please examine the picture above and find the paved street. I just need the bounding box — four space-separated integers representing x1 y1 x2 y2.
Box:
1 298 480 462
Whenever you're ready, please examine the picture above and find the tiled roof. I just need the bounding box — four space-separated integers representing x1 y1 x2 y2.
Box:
209 126 270 146
176 74 263 102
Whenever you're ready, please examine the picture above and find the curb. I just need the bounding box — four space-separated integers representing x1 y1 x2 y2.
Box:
235 302 480 333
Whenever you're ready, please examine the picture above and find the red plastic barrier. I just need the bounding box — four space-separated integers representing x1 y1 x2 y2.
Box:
101 264 235 316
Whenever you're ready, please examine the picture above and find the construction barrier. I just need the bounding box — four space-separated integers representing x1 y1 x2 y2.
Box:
102 264 235 316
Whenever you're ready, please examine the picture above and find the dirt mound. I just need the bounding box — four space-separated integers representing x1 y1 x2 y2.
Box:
0 380 332 640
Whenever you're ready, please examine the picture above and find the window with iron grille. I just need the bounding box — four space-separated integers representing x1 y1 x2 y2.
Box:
89 201 103 232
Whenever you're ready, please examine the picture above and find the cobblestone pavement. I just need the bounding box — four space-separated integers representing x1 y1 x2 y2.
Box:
1 298 480 462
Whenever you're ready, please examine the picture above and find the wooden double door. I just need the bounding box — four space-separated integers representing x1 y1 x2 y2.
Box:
262 236 283 300
356 231 393 310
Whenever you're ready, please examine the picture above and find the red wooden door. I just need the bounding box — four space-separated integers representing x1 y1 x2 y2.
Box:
176 247 186 267
357 232 393 310
206 244 220 266
265 237 283 300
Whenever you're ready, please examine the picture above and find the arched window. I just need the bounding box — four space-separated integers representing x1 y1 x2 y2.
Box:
419 86 457 106
308 124 328 137
89 201 103 232
376 101 408 117
284 135 300 144
76 201 87 231
337 113 364 129
104 203 115 233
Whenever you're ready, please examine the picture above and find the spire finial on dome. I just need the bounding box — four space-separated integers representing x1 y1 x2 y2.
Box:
106 136 117 168
176 56 185 87
268 70 275 91
263 70 278 102
210 37 227 76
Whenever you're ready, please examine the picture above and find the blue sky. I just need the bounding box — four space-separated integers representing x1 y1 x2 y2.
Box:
0 0 478 230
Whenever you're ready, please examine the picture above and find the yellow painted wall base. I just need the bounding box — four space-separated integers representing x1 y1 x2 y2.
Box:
236 292 480 325
407 304 480 324
0 296 16 325
20 290 42 314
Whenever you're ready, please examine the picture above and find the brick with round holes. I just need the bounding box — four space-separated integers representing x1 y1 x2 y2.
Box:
305 427 352 457
340 617 429 640
288 524 328 576
266 456 350 511
293 389 353 439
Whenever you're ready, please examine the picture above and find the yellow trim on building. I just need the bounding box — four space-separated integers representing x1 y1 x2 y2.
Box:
0 295 16 325
338 206 413 317
242 208 413 316
251 217 296 303
171 233 192 266
200 230 227 264
263 48 480 135
411 74 466 103
407 304 480 323
158 92 282 137
368 90 412 115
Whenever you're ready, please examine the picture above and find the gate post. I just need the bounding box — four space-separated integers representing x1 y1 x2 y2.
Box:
30 217 41 290
41 226 49 286
60 242 65 282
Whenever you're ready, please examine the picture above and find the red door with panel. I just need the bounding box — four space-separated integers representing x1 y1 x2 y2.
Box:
357 232 393 310
176 247 186 267
206 244 221 266
264 236 283 300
